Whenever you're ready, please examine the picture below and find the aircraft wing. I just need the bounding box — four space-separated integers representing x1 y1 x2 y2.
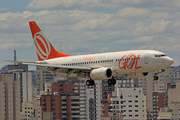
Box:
6 60 92 78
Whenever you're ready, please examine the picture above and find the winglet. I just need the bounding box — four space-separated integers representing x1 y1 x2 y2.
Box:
29 21 72 61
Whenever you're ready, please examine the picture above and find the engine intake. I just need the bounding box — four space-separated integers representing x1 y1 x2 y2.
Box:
90 67 112 80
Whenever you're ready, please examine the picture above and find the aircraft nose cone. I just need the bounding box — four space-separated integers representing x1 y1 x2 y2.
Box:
167 57 174 66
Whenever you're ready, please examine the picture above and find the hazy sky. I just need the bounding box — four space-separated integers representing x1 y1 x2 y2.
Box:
1 0 180 70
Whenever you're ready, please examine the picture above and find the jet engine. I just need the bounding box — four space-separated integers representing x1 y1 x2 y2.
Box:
127 72 148 78
90 67 112 80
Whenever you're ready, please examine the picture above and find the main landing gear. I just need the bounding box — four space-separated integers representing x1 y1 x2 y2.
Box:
86 79 95 86
107 77 116 85
85 77 117 86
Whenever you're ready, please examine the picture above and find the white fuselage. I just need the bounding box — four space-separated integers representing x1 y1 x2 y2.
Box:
43 50 174 77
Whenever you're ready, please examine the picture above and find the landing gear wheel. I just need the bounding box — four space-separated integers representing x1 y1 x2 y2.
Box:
86 80 95 86
107 79 112 85
112 79 116 85
86 80 90 86
153 76 159 81
89 80 95 86
107 78 116 85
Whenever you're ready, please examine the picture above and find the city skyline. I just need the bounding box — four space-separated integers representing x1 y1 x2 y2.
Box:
1 61 180 119
0 1 180 70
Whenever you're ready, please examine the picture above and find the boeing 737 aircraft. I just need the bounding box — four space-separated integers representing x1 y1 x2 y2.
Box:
7 21 174 86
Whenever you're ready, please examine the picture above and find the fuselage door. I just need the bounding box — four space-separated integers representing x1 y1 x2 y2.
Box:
144 53 149 64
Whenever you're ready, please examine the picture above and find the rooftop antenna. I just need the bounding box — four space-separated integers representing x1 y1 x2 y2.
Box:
13 50 17 65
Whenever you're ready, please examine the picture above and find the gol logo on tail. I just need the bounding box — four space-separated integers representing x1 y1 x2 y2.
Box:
34 32 51 60
118 54 142 70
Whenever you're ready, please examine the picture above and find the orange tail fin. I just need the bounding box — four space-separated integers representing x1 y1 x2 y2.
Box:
29 21 72 61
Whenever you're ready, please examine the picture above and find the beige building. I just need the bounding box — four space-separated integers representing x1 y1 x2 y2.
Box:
36 68 54 94
0 74 20 120
0 81 6 120
22 102 34 119
168 82 180 109
45 82 51 92
33 99 41 119
157 107 172 120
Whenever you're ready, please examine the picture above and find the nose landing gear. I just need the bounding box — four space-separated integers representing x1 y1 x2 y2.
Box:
153 69 164 81
153 76 159 81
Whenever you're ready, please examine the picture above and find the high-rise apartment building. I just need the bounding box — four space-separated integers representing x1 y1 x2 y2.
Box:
152 91 168 119
13 71 33 112
36 68 54 94
74 79 87 120
41 83 80 120
0 74 20 120
168 82 180 109
0 80 6 120
109 88 147 120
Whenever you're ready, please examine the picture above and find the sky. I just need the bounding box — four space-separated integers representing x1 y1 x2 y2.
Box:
1 0 180 70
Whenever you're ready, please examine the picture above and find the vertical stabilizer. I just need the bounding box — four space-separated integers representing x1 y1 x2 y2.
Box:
29 21 72 61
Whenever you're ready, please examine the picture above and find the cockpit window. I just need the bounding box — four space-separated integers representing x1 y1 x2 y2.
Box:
155 54 166 57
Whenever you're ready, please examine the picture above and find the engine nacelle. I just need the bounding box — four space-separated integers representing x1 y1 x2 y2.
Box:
127 72 148 78
90 67 112 80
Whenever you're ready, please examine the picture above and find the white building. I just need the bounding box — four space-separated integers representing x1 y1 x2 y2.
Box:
110 87 146 120
86 80 101 120
74 79 87 120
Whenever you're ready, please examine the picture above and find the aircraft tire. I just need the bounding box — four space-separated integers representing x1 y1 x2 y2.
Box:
86 80 90 86
112 79 116 85
107 79 112 85
90 80 95 86
86 80 95 86
153 76 159 81
107 79 116 85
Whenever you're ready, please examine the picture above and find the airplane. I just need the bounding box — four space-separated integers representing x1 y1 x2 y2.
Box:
7 21 174 86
